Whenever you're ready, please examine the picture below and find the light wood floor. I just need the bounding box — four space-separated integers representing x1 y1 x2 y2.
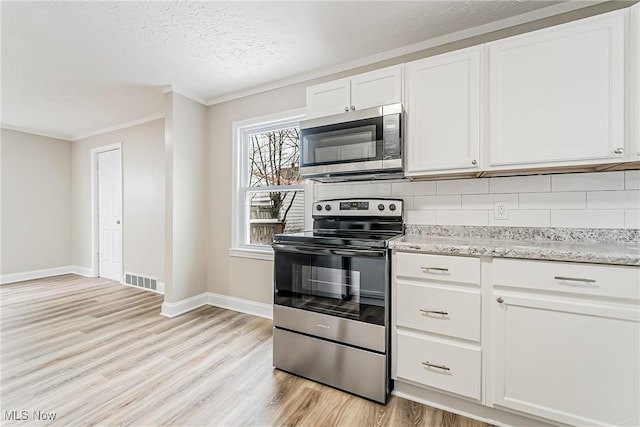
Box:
0 275 489 427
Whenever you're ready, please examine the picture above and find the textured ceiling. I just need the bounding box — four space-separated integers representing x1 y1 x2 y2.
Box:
2 1 562 140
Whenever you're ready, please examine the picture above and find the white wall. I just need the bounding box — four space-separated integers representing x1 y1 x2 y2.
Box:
315 172 640 229
164 92 208 303
1 129 72 276
71 119 165 281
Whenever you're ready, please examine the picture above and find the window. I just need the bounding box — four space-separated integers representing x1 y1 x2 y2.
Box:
231 109 309 259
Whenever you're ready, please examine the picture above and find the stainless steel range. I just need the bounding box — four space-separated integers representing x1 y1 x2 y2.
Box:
272 198 403 403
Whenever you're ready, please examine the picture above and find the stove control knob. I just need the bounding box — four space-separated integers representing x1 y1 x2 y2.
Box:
378 204 385 211
315 204 322 211
389 203 397 211
325 204 332 211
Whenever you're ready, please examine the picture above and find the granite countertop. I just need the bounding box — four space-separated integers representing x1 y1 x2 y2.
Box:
389 226 640 266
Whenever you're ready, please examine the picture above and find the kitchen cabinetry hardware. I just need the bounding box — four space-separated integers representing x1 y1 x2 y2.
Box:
614 147 624 154
350 105 356 111
554 276 596 284
471 159 477 165
344 107 349 112
422 361 451 371
496 297 504 303
419 309 449 316
420 266 449 273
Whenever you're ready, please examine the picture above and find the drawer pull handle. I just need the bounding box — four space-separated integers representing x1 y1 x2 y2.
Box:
422 361 450 371
554 276 596 285
420 266 449 274
496 297 504 304
420 309 449 316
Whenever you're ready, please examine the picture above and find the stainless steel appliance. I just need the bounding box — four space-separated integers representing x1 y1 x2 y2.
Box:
272 198 403 403
299 104 403 182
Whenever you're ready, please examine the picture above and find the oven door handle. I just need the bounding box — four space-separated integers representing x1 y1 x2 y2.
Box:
272 244 386 258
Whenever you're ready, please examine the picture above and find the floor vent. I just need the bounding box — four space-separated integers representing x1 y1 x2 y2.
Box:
125 272 158 293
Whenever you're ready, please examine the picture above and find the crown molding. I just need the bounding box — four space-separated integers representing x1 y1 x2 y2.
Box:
71 113 164 141
162 85 207 106
204 0 607 106
0 124 72 141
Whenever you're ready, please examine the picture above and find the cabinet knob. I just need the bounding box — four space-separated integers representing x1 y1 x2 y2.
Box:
471 159 477 165
344 107 349 112
614 147 624 155
350 105 356 111
496 297 504 304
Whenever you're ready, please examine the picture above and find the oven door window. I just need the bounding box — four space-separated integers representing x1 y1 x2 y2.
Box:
300 117 383 167
274 248 386 326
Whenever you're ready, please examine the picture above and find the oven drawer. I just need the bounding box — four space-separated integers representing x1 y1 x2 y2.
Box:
396 281 481 342
273 327 388 403
396 253 480 285
396 331 481 401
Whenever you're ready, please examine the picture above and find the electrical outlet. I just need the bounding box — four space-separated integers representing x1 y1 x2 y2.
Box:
494 202 509 220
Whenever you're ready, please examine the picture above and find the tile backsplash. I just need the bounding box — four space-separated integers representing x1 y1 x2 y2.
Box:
314 170 640 229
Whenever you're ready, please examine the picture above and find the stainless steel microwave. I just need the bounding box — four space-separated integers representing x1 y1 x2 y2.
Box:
299 103 403 182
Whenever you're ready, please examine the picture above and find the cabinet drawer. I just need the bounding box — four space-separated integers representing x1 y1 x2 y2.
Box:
396 282 481 342
493 258 640 301
396 253 480 285
396 331 481 400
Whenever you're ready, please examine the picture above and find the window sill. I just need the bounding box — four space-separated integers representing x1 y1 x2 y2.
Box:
229 247 274 261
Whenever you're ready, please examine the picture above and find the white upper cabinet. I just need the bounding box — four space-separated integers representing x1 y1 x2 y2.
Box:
487 10 626 168
631 3 640 158
405 46 482 176
305 65 402 119
305 78 351 118
350 66 402 111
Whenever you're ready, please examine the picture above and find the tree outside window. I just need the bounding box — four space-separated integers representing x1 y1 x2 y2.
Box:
246 126 305 245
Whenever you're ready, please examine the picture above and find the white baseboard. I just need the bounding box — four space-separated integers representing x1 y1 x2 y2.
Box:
160 292 209 318
71 265 94 277
0 265 76 285
208 292 273 319
159 291 273 319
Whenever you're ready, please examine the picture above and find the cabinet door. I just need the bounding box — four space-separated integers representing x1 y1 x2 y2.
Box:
487 10 626 167
631 3 640 158
350 65 402 111
491 293 640 426
405 46 481 175
305 78 351 118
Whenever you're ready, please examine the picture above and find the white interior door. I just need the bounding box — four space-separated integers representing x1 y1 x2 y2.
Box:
98 149 122 281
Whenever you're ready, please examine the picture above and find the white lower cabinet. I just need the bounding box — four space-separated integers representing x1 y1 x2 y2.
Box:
396 331 481 401
393 252 640 427
491 259 640 427
393 252 482 402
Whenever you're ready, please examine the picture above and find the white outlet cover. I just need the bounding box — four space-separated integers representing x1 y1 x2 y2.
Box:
494 201 509 220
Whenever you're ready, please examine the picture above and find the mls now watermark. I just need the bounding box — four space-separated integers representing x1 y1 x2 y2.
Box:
4 410 57 421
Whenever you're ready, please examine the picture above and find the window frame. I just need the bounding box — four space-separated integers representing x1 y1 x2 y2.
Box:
230 108 311 260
